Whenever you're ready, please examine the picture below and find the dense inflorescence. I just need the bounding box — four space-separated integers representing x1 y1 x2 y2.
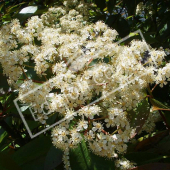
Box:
0 0 169 169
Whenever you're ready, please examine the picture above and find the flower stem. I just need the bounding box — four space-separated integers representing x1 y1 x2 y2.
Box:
151 84 158 93
23 64 34 68
20 65 28 80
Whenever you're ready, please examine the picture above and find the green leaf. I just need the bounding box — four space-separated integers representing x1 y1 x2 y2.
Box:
107 0 116 14
0 66 9 91
150 98 170 110
90 152 115 170
2 14 11 22
158 21 170 42
44 146 63 170
34 8 48 15
106 14 119 28
0 125 5 135
70 140 115 170
46 113 58 125
127 99 150 135
70 140 91 170
0 2 4 11
20 155 47 170
26 120 39 131
94 0 106 11
125 152 165 165
150 98 170 125
126 15 134 20
12 135 52 166
0 128 9 152
27 66 45 82
159 23 167 36
116 18 130 38
0 131 8 144
143 33 158 44
7 2 26 13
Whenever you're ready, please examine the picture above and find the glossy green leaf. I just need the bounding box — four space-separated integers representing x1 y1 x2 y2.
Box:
127 99 150 135
0 131 8 144
0 66 9 91
125 152 165 165
44 146 63 170
12 135 52 166
107 0 116 14
150 98 170 126
116 17 130 38
150 98 170 110
158 21 170 42
106 14 119 28
94 0 106 11
70 140 115 170
7 2 26 13
0 2 5 11
143 33 158 44
0 128 9 152
20 155 47 170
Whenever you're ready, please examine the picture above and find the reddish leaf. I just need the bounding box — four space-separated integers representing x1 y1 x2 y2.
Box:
130 163 170 170
135 130 169 151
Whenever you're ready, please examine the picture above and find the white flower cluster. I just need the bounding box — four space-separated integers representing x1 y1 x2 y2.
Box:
0 0 169 169
115 158 136 170
136 2 145 15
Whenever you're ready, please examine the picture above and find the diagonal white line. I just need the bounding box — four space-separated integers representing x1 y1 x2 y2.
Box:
13 29 157 138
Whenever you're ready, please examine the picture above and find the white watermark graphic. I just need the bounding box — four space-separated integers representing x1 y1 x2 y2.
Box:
13 29 155 138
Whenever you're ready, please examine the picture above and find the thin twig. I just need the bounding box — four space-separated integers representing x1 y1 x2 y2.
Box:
116 1 123 7
145 95 153 99
23 64 34 68
155 108 170 111
111 129 119 135
44 75 48 81
91 116 108 121
18 79 44 84
101 129 108 135
20 65 28 80
151 84 158 93
143 61 150 66
159 110 170 131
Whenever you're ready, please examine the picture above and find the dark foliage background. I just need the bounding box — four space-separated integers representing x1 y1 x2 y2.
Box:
0 0 170 170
